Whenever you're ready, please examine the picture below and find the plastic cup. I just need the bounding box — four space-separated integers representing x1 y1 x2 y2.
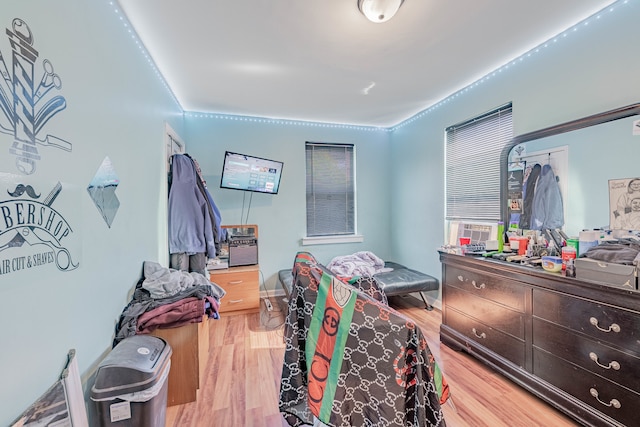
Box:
511 236 528 255
561 246 577 271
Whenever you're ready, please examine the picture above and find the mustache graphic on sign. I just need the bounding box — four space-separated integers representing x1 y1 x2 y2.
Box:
7 184 41 199
0 181 78 272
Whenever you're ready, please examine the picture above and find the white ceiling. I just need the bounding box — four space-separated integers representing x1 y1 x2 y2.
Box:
117 0 617 128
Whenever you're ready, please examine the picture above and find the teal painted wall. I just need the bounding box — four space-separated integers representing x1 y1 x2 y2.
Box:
1 0 639 425
183 116 393 290
390 1 640 298
0 1 183 425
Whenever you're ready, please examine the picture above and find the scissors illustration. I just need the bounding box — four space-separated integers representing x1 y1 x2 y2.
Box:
28 226 78 271
35 59 62 102
0 227 77 271
31 60 70 152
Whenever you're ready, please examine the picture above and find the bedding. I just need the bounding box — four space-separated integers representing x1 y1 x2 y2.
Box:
326 250 392 277
279 252 448 427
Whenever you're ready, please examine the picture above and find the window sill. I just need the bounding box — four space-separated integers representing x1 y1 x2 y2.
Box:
302 235 364 245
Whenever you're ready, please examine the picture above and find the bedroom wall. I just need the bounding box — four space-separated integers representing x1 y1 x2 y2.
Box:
2 0 638 425
183 116 393 290
389 0 640 300
0 1 183 425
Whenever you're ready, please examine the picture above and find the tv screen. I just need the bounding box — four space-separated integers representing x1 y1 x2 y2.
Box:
220 151 284 194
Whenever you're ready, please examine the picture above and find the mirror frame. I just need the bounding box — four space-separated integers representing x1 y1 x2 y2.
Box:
500 102 640 227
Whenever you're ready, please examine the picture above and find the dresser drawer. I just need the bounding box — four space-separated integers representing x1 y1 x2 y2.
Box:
533 318 640 392
211 269 257 287
446 307 526 367
445 285 525 339
210 268 259 313
444 266 527 311
533 289 640 352
533 348 638 427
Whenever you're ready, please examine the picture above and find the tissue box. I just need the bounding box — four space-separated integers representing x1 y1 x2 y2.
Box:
575 258 637 290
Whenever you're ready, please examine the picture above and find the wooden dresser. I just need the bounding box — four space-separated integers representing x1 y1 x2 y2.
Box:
440 253 640 427
210 264 260 314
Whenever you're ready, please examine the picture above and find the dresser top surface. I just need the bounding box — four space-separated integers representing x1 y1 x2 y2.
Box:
440 252 640 312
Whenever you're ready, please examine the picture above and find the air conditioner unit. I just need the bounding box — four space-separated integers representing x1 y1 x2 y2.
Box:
448 221 499 246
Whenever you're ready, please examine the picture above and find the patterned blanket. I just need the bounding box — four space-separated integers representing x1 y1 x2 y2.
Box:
279 252 448 427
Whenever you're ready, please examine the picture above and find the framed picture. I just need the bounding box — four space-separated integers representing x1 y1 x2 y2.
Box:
609 177 640 230
507 162 524 213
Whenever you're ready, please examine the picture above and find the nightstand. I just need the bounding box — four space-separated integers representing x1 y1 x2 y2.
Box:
210 264 260 314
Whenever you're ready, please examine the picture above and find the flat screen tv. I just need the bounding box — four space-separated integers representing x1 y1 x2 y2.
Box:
220 151 284 194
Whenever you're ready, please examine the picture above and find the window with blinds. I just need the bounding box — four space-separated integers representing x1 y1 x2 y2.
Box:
445 103 513 222
305 142 355 237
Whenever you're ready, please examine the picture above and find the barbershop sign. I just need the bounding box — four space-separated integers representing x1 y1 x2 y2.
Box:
0 180 79 275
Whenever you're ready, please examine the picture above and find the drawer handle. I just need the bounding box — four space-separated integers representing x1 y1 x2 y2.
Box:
589 317 621 333
589 352 621 370
471 280 486 290
457 275 464 282
229 280 244 285
228 299 244 304
472 328 486 339
589 388 621 409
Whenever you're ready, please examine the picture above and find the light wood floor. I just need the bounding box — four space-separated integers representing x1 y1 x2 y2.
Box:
166 295 579 427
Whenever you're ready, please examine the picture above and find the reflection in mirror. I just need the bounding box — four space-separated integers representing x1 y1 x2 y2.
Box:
501 103 640 238
87 156 120 228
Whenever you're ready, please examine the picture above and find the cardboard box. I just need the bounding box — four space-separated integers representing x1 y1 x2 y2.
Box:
575 258 637 290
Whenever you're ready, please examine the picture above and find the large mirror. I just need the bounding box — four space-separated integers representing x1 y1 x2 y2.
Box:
500 103 640 239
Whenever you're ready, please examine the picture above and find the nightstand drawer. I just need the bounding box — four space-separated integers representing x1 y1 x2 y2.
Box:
210 266 259 313
211 270 257 287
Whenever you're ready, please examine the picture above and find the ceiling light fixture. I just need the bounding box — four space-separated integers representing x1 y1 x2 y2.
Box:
358 0 404 23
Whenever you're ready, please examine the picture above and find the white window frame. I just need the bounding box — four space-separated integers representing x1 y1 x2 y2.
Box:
302 142 363 245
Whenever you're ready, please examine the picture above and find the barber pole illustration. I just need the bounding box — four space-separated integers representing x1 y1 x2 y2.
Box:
0 18 72 175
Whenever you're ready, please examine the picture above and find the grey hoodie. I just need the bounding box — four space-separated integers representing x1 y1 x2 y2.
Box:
168 154 216 257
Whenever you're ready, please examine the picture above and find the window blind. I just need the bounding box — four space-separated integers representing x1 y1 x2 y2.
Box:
445 103 513 221
305 142 355 236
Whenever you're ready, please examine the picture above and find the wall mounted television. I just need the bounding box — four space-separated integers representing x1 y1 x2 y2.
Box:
220 151 284 194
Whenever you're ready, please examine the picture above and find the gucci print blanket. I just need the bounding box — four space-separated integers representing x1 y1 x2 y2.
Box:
279 252 448 427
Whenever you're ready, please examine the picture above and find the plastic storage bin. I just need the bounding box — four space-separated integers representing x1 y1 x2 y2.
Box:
575 257 637 290
91 335 172 427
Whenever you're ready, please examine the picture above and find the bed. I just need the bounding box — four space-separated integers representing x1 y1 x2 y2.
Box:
278 259 439 311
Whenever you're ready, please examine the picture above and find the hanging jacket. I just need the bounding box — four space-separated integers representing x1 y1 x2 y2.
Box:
530 164 564 230
204 186 223 253
168 154 216 257
185 153 222 252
